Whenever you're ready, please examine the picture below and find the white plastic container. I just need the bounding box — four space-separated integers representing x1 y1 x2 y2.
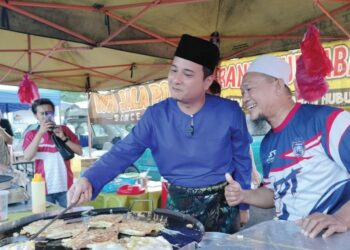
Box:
31 173 46 214
0 190 9 221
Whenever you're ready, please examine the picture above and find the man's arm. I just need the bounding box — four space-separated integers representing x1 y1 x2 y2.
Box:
53 126 82 156
230 105 252 210
0 119 13 145
23 131 44 161
296 201 350 238
23 122 51 160
225 173 274 208
0 127 13 145
64 140 82 155
69 107 154 204
298 110 350 238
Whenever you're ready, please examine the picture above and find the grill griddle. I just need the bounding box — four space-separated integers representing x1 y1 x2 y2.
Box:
0 207 204 249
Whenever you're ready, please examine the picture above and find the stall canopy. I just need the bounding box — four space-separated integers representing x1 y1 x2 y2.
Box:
0 0 349 92
0 88 60 113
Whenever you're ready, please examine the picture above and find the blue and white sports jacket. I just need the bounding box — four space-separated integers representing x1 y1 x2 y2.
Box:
261 103 350 220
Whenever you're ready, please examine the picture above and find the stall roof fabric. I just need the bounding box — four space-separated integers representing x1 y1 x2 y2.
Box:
0 0 349 92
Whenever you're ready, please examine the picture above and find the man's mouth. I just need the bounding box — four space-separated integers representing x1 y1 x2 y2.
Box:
172 87 181 92
246 103 257 111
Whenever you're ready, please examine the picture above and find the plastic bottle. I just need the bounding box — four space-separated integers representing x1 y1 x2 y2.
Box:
31 173 46 214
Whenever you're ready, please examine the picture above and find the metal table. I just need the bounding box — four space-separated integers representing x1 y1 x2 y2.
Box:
197 220 349 250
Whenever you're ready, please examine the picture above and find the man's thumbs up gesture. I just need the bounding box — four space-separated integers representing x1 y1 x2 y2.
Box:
225 173 245 206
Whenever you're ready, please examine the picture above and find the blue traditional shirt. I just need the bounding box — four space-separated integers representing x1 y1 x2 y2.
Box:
84 95 252 209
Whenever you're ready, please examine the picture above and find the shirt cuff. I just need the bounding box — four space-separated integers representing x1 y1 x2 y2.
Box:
239 203 250 210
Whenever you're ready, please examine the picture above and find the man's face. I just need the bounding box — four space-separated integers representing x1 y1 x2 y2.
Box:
241 72 276 121
168 56 213 104
35 104 54 123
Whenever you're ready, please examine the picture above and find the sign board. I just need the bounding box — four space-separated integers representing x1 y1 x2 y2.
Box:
90 40 350 124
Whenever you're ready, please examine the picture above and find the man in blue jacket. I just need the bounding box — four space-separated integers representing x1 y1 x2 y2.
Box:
68 34 252 233
225 55 350 238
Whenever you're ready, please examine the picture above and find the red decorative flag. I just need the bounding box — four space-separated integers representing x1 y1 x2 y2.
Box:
18 74 40 104
295 25 333 102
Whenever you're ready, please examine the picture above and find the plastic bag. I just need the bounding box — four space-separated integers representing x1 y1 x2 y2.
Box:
295 55 329 102
300 25 332 76
17 74 40 104
295 25 332 102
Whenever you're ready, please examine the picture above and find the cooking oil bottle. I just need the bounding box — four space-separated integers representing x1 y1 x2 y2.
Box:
31 173 46 213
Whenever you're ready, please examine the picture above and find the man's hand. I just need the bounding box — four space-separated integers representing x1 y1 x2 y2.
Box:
38 120 55 135
67 177 93 206
239 209 250 226
53 126 66 140
225 173 245 206
296 212 348 238
0 127 5 137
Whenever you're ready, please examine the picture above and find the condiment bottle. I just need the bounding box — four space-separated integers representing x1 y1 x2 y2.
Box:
31 173 46 213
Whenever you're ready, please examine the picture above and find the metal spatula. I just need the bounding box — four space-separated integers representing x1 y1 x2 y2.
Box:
29 200 78 240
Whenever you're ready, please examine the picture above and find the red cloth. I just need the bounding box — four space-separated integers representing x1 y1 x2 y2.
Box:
295 25 333 102
18 74 40 104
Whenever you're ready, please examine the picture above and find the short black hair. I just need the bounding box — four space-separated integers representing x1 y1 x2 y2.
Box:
31 98 55 114
208 80 221 95
203 66 213 79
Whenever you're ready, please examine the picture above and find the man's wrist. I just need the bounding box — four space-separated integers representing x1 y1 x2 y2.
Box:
62 137 69 143
241 189 248 204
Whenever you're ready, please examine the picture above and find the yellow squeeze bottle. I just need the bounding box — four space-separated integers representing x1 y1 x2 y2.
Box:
31 173 46 213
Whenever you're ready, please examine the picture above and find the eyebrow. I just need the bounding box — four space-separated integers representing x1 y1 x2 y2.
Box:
171 64 195 74
183 69 195 74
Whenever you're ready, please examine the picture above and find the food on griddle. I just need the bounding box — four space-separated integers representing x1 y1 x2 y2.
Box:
7 212 177 249
118 220 164 236
20 218 86 240
20 219 66 237
62 228 119 249
120 236 172 250
45 222 86 239
0 240 35 250
88 214 124 228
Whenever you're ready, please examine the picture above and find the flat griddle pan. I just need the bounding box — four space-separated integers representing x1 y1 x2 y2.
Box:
0 207 204 249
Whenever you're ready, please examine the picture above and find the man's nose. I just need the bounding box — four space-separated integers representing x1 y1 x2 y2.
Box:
171 73 183 84
242 92 248 101
241 92 249 107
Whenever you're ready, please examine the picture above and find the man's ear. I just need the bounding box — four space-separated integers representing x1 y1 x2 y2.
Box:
274 78 284 95
204 75 215 90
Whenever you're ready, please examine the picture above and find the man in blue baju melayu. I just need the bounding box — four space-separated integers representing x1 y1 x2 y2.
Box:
68 34 252 233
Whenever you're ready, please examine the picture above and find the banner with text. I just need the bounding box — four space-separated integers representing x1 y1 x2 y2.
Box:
217 40 350 108
90 40 350 124
89 80 170 124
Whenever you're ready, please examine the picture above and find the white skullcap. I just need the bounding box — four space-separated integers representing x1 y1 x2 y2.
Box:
247 55 290 85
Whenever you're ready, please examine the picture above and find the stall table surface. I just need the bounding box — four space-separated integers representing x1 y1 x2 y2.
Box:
198 219 349 250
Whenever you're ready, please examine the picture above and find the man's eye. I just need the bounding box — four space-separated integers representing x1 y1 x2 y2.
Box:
184 73 193 78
